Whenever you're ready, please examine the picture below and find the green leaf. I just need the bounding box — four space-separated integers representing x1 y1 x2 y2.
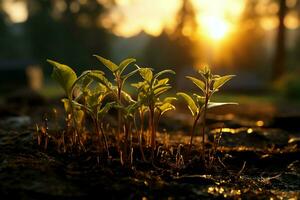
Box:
177 92 198 116
93 55 119 72
74 109 85 126
47 59 77 97
154 86 171 96
121 91 135 103
139 68 153 82
86 92 100 108
153 78 169 89
125 101 141 115
80 75 93 89
139 105 148 113
93 83 107 93
122 68 140 83
88 71 112 90
186 76 206 94
70 70 94 94
213 75 235 91
198 66 211 78
162 97 177 103
119 58 136 75
207 102 238 109
98 102 116 117
193 94 205 106
61 98 72 113
152 70 175 85
131 81 146 89
158 102 175 115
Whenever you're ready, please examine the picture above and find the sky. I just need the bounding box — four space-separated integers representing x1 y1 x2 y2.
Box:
2 0 299 41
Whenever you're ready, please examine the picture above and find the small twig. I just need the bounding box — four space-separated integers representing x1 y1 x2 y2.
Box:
237 161 247 177
218 156 227 169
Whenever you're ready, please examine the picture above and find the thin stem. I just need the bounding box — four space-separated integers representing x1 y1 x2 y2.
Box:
100 123 110 158
68 96 80 149
136 111 146 161
123 122 129 164
202 80 210 165
117 80 122 139
149 104 155 160
93 116 103 153
189 112 201 154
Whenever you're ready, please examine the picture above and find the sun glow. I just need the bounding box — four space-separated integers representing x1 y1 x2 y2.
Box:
201 16 231 41
101 0 245 40
194 0 245 41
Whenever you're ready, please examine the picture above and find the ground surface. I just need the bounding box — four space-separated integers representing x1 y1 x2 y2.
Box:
0 91 299 199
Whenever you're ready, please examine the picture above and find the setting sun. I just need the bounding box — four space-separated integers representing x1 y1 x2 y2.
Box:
200 16 231 41
102 0 245 41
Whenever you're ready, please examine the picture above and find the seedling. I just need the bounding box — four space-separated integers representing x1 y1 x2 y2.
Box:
91 55 141 164
132 67 176 160
177 66 236 165
74 79 115 157
47 59 86 150
46 56 236 169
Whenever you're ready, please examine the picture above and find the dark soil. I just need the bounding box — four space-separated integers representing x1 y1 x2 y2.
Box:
0 94 299 199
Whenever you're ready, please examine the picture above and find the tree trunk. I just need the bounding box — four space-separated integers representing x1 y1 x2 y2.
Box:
272 0 287 81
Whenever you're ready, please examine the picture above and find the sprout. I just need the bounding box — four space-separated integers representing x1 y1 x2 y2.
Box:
177 66 236 165
132 67 176 161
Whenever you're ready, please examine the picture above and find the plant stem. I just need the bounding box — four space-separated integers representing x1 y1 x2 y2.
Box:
69 97 80 149
202 81 209 165
93 117 103 152
136 112 146 161
117 81 122 140
100 123 110 157
189 113 201 154
123 122 129 164
149 104 155 160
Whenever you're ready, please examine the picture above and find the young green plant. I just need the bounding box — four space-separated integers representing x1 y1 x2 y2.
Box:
47 60 87 150
132 67 176 160
91 55 142 164
177 66 236 163
93 55 139 137
74 77 115 157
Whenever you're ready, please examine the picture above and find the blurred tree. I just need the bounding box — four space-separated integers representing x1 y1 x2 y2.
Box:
0 5 12 58
0 2 30 59
272 0 287 81
144 0 199 88
216 0 268 72
0 0 110 73
169 0 199 70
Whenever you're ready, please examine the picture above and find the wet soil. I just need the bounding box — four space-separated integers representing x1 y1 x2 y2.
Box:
0 95 299 199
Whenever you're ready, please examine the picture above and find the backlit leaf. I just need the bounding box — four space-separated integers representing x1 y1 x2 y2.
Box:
139 68 153 82
93 55 118 72
98 102 116 117
207 102 238 109
153 70 175 83
177 92 198 116
213 75 235 91
162 97 177 103
122 68 140 83
119 58 136 75
193 94 205 106
186 76 206 94
61 98 71 113
158 102 175 115
74 109 85 125
88 71 112 90
131 81 146 89
154 78 169 89
154 86 171 96
47 59 77 97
